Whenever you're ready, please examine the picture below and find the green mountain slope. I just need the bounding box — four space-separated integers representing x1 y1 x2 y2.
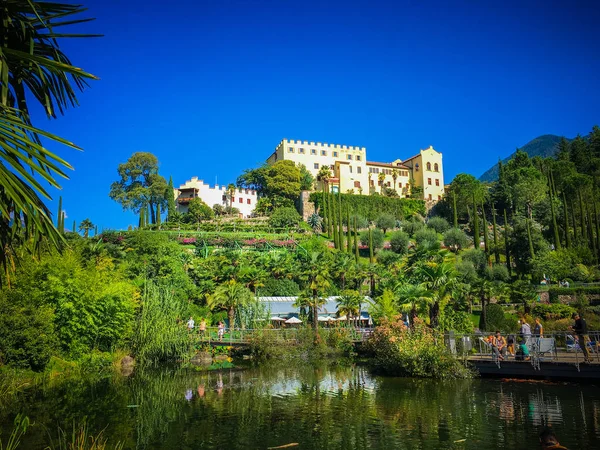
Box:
479 135 568 182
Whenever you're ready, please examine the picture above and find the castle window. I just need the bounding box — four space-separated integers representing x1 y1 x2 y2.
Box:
438 195 442 200
330 164 335 170
347 154 353 160
415 163 419 171
426 162 432 171
333 151 338 157
428 178 432 185
247 199 251 204
299 148 305 154
349 166 353 173
356 155 361 161
434 163 439 172
321 150 327 156
239 197 243 203
429 194 432 200
357 167 362 174
288 147 294 153
311 149 317 155
398 182 402 188
314 163 319 169
435 179 440 186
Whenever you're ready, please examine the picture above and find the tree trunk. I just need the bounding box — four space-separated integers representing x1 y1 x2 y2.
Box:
354 217 359 263
453 192 458 228
570 200 578 244
503 209 512 278
149 202 156 225
563 192 571 248
526 217 535 259
429 301 440 328
228 308 235 330
579 190 587 241
312 289 319 332
492 207 500 263
472 193 479 249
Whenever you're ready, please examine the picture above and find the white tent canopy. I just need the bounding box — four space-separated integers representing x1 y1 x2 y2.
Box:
284 317 302 324
270 316 286 321
317 316 333 322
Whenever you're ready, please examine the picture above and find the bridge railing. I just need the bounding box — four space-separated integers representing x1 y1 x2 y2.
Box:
444 331 600 366
191 327 373 345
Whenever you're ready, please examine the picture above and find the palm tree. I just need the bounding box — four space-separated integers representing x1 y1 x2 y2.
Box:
337 289 362 326
333 252 354 289
238 265 267 294
316 166 332 190
394 283 431 326
378 172 386 192
0 1 98 281
298 251 332 332
208 280 253 329
392 169 399 191
415 262 456 328
226 184 236 213
78 218 94 238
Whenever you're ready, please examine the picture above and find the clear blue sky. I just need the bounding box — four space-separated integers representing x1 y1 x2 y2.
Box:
37 0 600 230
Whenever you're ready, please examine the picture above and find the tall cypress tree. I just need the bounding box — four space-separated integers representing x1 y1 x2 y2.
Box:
549 188 561 250
452 192 458 228
472 193 479 249
369 227 374 264
327 192 334 239
570 200 578 244
346 208 351 253
481 201 489 257
57 196 62 230
503 209 512 277
587 203 597 261
60 212 65 234
332 193 339 249
354 216 359 262
94 225 98 236
563 192 571 248
526 217 535 259
167 176 176 222
139 208 144 228
492 207 500 264
72 220 76 233
579 190 587 241
156 203 162 227
338 193 344 251
594 200 600 259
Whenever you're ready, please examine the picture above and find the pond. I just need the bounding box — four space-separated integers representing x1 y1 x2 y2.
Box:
1 364 600 449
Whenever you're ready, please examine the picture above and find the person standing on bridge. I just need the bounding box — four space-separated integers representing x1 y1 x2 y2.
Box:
571 313 590 363
218 321 225 341
187 316 195 331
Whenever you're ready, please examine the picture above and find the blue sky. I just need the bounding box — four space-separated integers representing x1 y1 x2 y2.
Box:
36 0 600 230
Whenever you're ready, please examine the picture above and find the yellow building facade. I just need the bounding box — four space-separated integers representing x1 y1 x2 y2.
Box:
267 139 445 202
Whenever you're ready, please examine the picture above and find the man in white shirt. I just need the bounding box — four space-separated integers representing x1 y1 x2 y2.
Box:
187 316 195 331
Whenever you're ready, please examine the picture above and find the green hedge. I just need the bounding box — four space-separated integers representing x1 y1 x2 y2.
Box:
309 193 425 221
548 286 600 303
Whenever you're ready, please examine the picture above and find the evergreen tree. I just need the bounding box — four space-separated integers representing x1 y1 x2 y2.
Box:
452 192 458 228
369 228 374 264
327 193 334 239
338 193 344 251
346 208 351 253
472 192 479 249
95 225 98 236
332 193 339 249
354 216 359 262
492 207 500 264
156 203 162 227
504 208 512 277
57 196 62 230
549 183 561 250
570 200 578 244
481 201 489 257
526 217 535 259
167 176 176 222
60 212 65 234
579 190 587 241
563 192 571 248
72 220 76 233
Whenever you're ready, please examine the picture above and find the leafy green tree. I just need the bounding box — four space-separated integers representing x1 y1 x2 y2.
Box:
376 213 395 233
298 164 314 191
208 280 253 329
443 228 469 253
427 216 449 233
446 174 485 222
213 204 226 216
269 207 301 229
186 198 214 224
109 152 168 224
0 1 98 281
395 283 430 325
336 289 363 325
360 228 384 251
389 231 410 254
78 218 94 238
297 251 332 332
307 213 322 233
368 289 399 324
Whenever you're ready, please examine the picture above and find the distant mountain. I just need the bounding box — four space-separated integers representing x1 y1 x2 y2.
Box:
479 134 568 182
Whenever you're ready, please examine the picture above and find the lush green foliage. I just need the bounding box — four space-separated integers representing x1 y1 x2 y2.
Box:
366 321 472 379
389 231 409 254
310 192 425 221
375 214 396 233
532 303 576 320
443 228 469 252
268 207 301 228
426 216 450 233
360 228 384 250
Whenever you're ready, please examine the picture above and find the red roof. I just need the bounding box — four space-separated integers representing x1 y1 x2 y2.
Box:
366 161 409 169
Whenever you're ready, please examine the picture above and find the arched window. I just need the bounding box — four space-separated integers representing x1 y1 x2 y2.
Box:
426 162 431 171
434 163 439 172
415 163 419 171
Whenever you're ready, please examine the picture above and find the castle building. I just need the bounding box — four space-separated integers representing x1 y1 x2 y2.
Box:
175 177 257 217
266 139 445 202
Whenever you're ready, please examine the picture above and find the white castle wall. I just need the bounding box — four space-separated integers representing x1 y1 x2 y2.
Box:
175 177 257 217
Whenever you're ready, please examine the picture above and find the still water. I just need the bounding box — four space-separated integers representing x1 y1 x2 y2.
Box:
2 364 600 449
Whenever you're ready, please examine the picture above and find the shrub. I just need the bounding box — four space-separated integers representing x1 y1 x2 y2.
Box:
532 304 576 320
350 215 369 229
443 228 469 252
427 216 450 233
484 264 510 282
269 207 301 229
0 291 57 371
366 321 472 379
402 219 424 236
376 214 396 233
461 249 487 274
310 192 426 221
482 304 507 332
377 250 401 266
439 305 473 333
389 230 410 254
260 278 300 296
415 228 438 245
360 228 385 250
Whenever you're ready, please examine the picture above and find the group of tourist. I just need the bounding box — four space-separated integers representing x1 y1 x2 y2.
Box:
186 316 226 341
486 314 591 363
